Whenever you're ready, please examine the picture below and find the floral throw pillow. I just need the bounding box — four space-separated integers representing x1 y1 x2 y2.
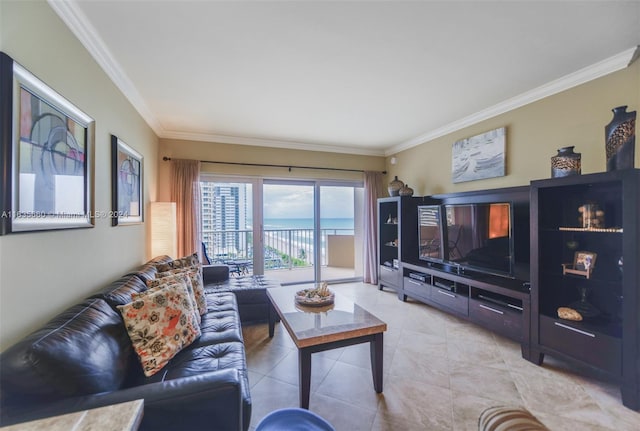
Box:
155 253 200 273
118 282 201 377
139 273 200 324
156 267 206 315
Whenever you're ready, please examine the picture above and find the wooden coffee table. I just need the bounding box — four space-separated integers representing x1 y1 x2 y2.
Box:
267 285 387 409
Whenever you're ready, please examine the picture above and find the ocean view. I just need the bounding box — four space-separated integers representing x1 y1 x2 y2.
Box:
257 218 354 231
258 218 354 264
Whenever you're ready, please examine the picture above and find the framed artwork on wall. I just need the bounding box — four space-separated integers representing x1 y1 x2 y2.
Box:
452 127 506 184
0 52 95 234
111 135 143 226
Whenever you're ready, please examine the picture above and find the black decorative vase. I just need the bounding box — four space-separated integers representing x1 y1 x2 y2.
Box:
399 184 414 197
551 146 581 178
605 106 636 171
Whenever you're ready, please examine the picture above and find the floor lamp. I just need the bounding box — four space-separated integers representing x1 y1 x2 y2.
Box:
150 202 177 259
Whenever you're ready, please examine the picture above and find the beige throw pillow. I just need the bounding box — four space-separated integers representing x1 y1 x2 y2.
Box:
155 253 200 273
118 282 201 377
156 267 207 315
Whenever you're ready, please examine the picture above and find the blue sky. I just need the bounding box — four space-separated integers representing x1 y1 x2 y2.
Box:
263 185 354 219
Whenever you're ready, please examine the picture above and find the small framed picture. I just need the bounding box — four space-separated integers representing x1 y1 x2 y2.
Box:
111 135 143 226
574 251 597 272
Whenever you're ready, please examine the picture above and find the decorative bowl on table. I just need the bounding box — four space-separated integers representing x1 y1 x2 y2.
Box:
295 283 335 307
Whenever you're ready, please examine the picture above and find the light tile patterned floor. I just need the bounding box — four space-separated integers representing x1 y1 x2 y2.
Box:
243 282 640 431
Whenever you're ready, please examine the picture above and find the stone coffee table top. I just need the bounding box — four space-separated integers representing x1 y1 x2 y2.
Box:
267 285 387 349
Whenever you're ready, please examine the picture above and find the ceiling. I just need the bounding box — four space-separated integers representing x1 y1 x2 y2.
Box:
50 1 640 156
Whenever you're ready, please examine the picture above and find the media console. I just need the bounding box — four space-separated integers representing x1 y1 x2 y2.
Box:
378 185 532 353
401 261 531 352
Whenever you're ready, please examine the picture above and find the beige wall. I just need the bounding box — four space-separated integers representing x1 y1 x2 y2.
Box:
0 1 159 350
157 139 385 201
385 62 640 196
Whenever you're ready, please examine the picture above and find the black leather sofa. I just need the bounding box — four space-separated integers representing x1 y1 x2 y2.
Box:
203 267 282 324
0 256 261 431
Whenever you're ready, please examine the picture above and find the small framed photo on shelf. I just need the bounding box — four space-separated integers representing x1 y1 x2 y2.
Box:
574 251 597 271
562 251 597 279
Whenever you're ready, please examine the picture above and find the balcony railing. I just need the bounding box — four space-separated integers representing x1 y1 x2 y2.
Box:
201 227 353 272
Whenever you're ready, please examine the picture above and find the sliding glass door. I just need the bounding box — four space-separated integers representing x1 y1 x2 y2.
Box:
201 176 363 285
262 181 363 285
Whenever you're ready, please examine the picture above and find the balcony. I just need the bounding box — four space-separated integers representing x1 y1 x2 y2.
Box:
202 228 360 284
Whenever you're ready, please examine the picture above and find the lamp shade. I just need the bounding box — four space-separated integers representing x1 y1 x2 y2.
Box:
150 202 177 258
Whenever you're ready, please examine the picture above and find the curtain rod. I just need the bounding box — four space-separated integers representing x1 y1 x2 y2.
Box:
162 157 386 174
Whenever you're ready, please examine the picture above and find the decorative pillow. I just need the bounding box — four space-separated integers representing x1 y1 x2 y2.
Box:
138 273 200 324
118 282 201 377
156 267 206 315
478 406 549 431
155 252 200 273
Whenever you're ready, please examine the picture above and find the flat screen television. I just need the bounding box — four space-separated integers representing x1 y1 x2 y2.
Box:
444 203 513 277
418 201 529 279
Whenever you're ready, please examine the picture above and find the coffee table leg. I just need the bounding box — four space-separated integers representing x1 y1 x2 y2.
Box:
298 349 312 409
370 332 383 393
268 303 276 338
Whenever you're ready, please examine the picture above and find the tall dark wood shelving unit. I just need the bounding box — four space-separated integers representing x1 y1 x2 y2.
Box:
377 196 421 298
528 169 639 410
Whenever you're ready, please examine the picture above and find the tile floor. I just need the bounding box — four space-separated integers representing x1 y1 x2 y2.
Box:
242 282 640 430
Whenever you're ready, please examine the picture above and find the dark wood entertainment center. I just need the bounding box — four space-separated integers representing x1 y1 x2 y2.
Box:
378 187 531 349
378 173 639 410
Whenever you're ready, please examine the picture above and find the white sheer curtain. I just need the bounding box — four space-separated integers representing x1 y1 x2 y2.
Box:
169 159 202 259
363 171 383 284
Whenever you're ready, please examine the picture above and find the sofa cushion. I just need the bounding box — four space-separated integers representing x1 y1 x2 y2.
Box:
0 299 132 400
202 264 230 283
205 291 242 314
125 255 173 283
92 275 149 308
194 309 244 346
151 341 253 430
118 282 202 377
144 341 247 382
204 275 278 304
127 263 159 284
204 275 281 323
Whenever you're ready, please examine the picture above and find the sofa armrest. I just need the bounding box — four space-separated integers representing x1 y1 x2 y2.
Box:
1 369 245 431
202 264 230 283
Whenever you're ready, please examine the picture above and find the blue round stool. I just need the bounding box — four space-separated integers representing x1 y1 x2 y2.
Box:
255 408 336 431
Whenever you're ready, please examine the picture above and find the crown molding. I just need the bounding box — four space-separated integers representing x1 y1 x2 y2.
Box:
48 0 384 157
47 0 162 133
48 0 636 158
386 46 640 156
161 130 386 156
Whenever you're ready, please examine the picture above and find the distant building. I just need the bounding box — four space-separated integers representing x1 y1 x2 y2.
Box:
201 182 249 259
